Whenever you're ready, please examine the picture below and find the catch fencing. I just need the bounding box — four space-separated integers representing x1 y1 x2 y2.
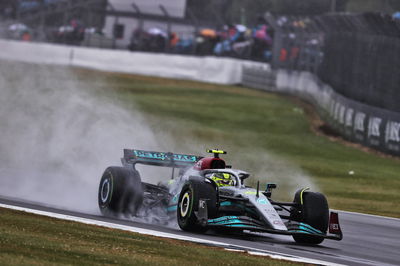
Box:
244 13 400 156
267 13 400 113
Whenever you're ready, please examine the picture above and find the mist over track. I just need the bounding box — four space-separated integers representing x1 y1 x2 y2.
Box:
0 62 162 213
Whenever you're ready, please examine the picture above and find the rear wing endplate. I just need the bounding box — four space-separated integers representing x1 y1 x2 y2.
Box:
122 149 203 168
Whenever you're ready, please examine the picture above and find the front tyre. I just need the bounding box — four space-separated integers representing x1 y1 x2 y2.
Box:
291 190 329 245
98 166 143 217
177 179 217 232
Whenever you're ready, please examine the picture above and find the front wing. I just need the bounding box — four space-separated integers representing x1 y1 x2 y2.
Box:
206 215 343 241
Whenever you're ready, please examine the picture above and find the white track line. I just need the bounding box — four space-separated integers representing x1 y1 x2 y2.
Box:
334 209 400 221
0 203 344 266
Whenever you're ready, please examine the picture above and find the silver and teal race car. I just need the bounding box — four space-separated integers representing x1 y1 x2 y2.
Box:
98 149 343 244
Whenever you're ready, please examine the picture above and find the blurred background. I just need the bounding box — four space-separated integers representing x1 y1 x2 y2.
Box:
1 1 399 55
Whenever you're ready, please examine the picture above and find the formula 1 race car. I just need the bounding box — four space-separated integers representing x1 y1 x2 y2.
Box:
98 149 343 244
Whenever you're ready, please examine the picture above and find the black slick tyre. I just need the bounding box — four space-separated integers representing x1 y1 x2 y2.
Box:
98 166 143 217
177 179 217 232
292 191 329 245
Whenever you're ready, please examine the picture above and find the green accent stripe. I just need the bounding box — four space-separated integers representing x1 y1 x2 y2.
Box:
288 229 314 235
208 216 239 223
224 224 258 228
300 187 310 205
288 223 324 236
166 205 177 212
298 223 323 234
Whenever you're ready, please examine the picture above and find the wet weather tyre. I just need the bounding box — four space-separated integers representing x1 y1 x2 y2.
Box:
292 191 329 245
177 179 217 232
98 166 143 217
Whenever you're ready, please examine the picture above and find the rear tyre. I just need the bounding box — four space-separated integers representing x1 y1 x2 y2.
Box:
177 179 217 232
98 166 143 217
291 191 329 245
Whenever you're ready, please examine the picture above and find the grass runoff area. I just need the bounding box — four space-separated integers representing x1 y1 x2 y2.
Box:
0 208 300 265
86 69 400 219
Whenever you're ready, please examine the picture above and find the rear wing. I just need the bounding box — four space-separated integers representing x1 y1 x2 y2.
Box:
122 149 203 168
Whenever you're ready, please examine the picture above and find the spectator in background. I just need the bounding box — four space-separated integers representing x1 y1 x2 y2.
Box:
393 12 400 24
393 12 400 28
196 28 218 55
128 28 148 51
21 30 32 41
146 28 167 52
54 19 85 45
169 32 179 51
231 25 252 58
174 37 194 54
213 24 236 56
251 16 273 61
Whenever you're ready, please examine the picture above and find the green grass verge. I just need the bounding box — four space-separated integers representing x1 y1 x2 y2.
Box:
0 208 299 265
80 70 400 218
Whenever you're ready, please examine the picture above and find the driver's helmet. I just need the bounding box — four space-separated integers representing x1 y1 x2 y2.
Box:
210 172 236 187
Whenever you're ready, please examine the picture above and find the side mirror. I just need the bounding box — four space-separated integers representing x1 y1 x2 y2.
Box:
264 183 277 197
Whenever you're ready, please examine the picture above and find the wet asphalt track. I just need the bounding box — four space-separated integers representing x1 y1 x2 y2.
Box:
1 196 399 266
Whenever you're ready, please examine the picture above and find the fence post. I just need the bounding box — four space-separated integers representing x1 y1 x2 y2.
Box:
131 2 143 31
159 4 171 52
186 7 199 55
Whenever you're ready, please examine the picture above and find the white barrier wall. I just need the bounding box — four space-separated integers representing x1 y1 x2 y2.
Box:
0 39 269 85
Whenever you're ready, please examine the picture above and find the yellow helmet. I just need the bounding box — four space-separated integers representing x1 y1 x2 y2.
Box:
211 172 235 187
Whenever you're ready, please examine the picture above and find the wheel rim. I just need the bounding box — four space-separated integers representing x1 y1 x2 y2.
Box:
180 192 190 217
100 178 111 203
